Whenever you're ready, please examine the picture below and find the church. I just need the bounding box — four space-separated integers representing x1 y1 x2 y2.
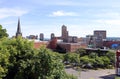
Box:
16 18 22 37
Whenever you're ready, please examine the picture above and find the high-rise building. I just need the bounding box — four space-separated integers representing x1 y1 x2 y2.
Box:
40 33 44 41
61 25 69 42
94 30 106 39
16 18 22 37
51 33 55 40
94 30 106 48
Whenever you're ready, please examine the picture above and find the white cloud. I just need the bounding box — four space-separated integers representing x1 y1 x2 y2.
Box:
0 8 28 19
49 10 78 17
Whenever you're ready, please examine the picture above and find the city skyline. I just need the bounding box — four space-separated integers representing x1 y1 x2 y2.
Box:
0 0 120 38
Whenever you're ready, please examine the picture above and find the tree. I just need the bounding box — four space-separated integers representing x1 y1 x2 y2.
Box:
80 56 94 68
106 51 115 65
0 37 77 79
1 37 35 79
64 53 80 67
0 37 10 79
0 25 8 38
75 48 86 57
0 47 9 79
37 48 67 79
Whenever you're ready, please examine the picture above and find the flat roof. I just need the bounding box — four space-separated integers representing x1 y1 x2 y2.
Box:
58 42 81 45
85 48 109 52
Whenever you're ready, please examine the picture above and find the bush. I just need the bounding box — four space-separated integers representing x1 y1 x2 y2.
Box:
80 55 111 69
64 53 80 66
106 51 115 65
80 56 95 68
76 48 86 57
89 52 98 58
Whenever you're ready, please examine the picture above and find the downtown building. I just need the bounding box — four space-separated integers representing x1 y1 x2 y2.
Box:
86 30 107 48
48 25 86 52
15 19 86 52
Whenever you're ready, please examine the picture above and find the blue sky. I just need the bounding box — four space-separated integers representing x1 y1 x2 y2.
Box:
0 0 120 38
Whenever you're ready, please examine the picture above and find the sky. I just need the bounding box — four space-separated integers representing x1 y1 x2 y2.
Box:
0 0 120 38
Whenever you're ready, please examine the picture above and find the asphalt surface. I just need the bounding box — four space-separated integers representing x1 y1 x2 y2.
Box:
65 68 115 79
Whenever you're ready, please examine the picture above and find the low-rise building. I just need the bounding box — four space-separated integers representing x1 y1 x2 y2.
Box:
58 42 85 52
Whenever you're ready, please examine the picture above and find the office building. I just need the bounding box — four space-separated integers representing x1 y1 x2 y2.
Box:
94 30 106 48
51 33 55 40
40 33 44 41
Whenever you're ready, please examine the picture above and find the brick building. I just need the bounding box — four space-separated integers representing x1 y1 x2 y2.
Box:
58 42 83 52
103 41 120 49
34 41 48 49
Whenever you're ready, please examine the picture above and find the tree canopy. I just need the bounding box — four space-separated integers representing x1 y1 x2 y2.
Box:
0 37 77 79
0 25 8 38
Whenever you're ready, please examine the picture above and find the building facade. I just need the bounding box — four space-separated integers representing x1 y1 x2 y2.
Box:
26 35 38 39
61 25 78 43
51 33 55 40
58 43 82 52
94 30 106 48
40 33 44 41
61 25 69 42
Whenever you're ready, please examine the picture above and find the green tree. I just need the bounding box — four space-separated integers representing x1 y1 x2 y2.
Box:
1 37 35 79
0 25 8 38
0 37 10 79
0 37 77 79
89 52 98 58
0 47 9 79
106 51 115 65
37 48 67 79
64 53 80 66
76 48 86 57
80 56 95 68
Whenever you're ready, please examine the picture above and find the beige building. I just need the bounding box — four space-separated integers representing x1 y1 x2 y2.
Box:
61 25 69 42
61 25 78 43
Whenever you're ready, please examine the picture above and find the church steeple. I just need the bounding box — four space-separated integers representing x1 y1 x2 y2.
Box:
16 18 22 37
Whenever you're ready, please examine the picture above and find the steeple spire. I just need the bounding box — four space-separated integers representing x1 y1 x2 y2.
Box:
16 18 22 37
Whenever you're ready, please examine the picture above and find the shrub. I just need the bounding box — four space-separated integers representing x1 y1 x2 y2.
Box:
106 51 115 65
64 53 80 66
76 48 86 57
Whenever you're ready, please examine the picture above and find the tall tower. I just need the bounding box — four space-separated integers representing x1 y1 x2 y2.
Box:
16 18 22 37
51 33 55 40
61 25 68 42
40 33 44 41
